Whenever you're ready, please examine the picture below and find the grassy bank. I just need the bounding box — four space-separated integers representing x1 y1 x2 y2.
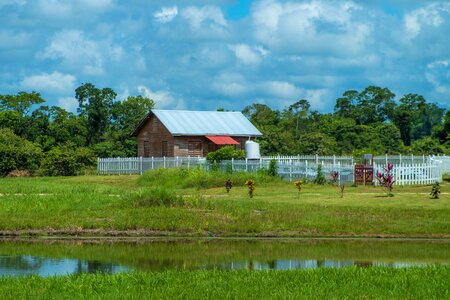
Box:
0 170 448 237
0 266 448 299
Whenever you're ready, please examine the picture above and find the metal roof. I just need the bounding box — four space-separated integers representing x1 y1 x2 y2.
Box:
152 109 262 136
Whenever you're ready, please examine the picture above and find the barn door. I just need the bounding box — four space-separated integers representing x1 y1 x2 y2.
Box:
188 141 202 157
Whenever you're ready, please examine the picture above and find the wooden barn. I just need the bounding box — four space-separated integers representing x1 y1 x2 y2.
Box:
131 109 263 157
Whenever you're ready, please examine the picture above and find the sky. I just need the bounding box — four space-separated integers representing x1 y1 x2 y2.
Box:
1 0 449 113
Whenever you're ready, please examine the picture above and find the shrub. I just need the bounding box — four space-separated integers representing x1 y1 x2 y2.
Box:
430 182 441 199
376 163 395 197
268 159 278 177
206 146 245 162
245 179 255 198
314 165 326 185
294 180 303 198
0 128 42 176
40 144 96 176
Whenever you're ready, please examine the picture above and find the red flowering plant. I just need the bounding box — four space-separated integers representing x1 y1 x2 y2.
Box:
330 171 339 185
376 163 395 197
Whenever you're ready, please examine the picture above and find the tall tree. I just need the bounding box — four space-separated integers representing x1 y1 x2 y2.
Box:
285 99 310 137
75 83 116 145
0 91 45 118
111 95 155 136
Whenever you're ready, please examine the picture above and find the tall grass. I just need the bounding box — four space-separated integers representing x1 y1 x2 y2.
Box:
137 167 282 190
0 266 448 299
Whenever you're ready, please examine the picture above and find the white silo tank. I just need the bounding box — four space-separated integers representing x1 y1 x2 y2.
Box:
245 140 260 159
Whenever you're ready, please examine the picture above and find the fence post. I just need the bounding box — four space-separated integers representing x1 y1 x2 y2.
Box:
399 154 402 165
151 157 154 169
385 154 388 165
333 155 336 165
315 154 319 164
231 158 234 172
245 158 248 172
305 160 308 179
163 156 166 168
140 157 143 175
187 156 190 171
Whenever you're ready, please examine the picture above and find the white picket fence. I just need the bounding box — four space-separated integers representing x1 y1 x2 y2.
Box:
262 155 354 166
373 162 442 186
97 155 449 185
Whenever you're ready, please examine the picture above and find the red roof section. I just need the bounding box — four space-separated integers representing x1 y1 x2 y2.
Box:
206 135 240 145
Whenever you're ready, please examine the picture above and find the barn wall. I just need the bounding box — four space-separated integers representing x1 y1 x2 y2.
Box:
137 115 174 157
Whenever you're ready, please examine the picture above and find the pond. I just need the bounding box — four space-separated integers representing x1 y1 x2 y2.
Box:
0 238 448 277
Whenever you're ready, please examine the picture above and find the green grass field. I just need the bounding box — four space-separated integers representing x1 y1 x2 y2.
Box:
0 169 448 237
0 266 448 299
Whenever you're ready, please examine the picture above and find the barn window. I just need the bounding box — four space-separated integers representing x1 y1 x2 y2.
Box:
162 141 169 157
188 141 202 157
143 141 151 157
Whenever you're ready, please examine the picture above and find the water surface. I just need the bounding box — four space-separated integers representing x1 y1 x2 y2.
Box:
0 238 448 277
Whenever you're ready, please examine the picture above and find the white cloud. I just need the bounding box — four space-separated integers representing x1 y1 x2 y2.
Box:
0 30 31 49
57 97 78 113
37 0 113 16
229 44 261 65
40 30 123 75
251 0 369 55
181 5 227 37
404 3 450 39
426 59 450 94
263 81 301 99
137 85 184 109
21 71 76 93
154 6 178 23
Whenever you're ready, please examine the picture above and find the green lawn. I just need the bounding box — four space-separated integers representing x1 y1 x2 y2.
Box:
0 266 448 299
0 171 448 237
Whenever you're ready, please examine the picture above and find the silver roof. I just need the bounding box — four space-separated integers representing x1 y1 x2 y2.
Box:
152 109 262 136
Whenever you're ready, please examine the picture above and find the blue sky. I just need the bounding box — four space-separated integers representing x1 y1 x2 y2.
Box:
1 0 449 113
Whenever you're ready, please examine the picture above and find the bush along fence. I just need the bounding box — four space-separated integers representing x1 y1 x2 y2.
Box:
98 154 449 186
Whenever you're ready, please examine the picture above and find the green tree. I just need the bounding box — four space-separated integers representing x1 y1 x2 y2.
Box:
0 91 45 118
75 83 117 145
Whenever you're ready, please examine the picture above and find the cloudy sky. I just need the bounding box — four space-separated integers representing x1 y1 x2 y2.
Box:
1 0 449 113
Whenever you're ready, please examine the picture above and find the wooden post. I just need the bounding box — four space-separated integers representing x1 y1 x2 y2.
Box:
151 156 154 169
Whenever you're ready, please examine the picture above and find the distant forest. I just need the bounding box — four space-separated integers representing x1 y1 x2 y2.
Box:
0 83 449 176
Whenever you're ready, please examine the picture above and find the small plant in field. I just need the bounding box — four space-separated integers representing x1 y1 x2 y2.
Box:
245 179 255 198
294 180 303 198
376 163 395 197
314 165 326 185
268 159 278 177
330 171 339 185
340 184 345 198
225 179 233 193
430 182 441 199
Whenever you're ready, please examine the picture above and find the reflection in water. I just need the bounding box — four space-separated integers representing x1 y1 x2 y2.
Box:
0 238 448 277
0 256 130 277
198 259 431 271
0 255 437 277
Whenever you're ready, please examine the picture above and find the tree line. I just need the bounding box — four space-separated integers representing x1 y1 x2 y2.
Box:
0 84 449 176
242 86 449 156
